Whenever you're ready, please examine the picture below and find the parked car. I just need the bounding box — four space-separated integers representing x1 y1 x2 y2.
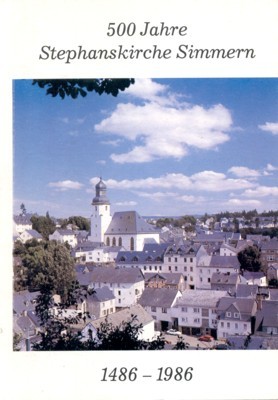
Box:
198 334 214 342
166 328 182 336
214 343 229 350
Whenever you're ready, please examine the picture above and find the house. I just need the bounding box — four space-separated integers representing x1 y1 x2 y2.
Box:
13 290 41 349
172 290 227 337
162 243 205 289
255 301 278 335
89 178 160 251
138 287 182 331
81 304 155 343
242 271 267 286
144 272 186 292
13 214 33 235
49 228 78 247
84 266 145 309
217 297 257 339
19 229 43 243
193 232 241 247
86 286 116 319
197 255 241 290
211 272 241 292
267 264 278 281
116 242 168 273
260 238 278 267
219 243 238 257
235 283 259 299
85 245 123 264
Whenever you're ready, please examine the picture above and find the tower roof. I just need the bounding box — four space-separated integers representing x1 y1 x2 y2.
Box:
92 178 110 205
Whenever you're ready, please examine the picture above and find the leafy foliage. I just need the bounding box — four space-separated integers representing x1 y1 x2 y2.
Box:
60 216 90 231
31 285 188 351
237 245 263 272
32 79 135 99
14 240 76 299
31 214 56 239
13 332 22 351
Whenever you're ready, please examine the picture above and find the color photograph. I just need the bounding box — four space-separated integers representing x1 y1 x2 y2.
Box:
13 78 278 352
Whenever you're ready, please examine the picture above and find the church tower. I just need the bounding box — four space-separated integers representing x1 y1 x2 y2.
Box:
89 178 112 243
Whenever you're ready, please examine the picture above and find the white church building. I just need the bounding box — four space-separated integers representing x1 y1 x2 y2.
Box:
89 178 160 251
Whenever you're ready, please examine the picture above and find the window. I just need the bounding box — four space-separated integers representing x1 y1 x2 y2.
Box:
162 308 167 313
169 266 171 271
118 237 122 246
221 322 224 327
235 323 238 329
106 237 110 246
184 258 187 262
112 237 116 246
190 276 193 281
190 267 193 272
174 257 178 262
234 312 239 318
227 322 230 328
190 258 193 262
200 277 203 282
175 266 178 271
151 306 156 312
207 278 211 283
130 237 134 251
181 307 187 312
184 267 187 272
118 290 121 295
193 308 200 313
118 299 121 304
193 318 200 323
244 323 247 330
226 312 231 317
168 257 171 262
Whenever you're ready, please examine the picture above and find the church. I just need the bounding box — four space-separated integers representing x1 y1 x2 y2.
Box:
89 178 160 251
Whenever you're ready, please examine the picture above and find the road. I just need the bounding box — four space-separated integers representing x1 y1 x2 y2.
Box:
163 333 224 350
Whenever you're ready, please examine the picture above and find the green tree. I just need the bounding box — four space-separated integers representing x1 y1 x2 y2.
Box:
13 332 22 351
20 240 76 300
238 245 263 272
31 214 56 239
20 203 27 215
32 284 168 351
61 216 90 231
32 79 135 99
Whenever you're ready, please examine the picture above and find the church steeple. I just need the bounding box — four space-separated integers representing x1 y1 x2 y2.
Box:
89 178 112 243
92 177 110 205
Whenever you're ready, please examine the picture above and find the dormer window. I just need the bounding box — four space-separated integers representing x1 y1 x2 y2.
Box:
226 311 231 317
234 312 239 318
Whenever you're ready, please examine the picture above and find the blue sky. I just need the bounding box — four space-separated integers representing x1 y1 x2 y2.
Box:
13 78 278 218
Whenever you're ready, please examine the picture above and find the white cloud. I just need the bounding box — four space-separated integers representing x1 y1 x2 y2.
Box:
242 186 278 198
266 163 278 171
114 201 137 206
124 78 168 103
228 166 261 178
191 170 255 192
48 180 83 191
90 171 254 193
95 90 233 163
258 122 278 135
96 160 106 165
226 198 261 208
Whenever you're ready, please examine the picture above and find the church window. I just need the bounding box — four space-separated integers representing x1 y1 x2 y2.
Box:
130 237 134 251
106 237 110 246
118 237 122 246
112 237 116 246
